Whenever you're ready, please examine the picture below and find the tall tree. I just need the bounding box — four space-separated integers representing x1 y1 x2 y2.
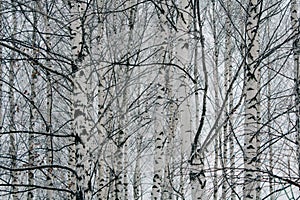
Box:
151 1 169 199
9 1 18 198
28 2 39 199
43 2 54 198
244 0 261 199
291 0 300 179
69 1 92 199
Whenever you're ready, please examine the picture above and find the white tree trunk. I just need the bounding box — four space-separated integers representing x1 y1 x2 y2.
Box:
244 0 260 199
0 0 3 134
44 10 54 199
9 42 17 200
69 1 92 199
95 0 108 199
9 3 18 198
291 0 300 179
211 1 220 199
151 2 170 199
189 2 208 198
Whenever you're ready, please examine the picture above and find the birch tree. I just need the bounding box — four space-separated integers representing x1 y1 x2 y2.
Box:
244 0 261 199
151 1 170 199
69 1 93 199
9 2 18 198
291 0 300 179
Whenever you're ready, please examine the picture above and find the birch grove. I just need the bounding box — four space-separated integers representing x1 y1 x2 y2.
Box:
0 0 299 199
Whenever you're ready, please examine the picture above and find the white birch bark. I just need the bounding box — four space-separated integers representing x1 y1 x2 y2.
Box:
211 2 220 199
161 30 177 200
28 3 39 199
44 9 54 200
133 133 142 200
9 40 17 200
172 0 195 198
151 2 170 199
222 3 234 198
134 54 143 200
222 17 230 197
211 0 221 200
69 1 92 199
68 89 76 200
291 0 300 179
9 3 18 198
190 2 207 198
244 0 260 199
0 0 2 134
96 1 108 199
267 53 273 200
96 69 107 200
123 2 138 199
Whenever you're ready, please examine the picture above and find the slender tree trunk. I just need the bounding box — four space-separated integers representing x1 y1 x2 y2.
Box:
133 59 143 200
28 3 39 199
96 0 108 199
244 0 260 199
44 8 54 199
133 132 142 200
0 0 3 134
151 2 170 199
211 1 220 199
267 50 273 200
9 31 17 200
69 1 92 199
190 1 208 198
224 1 236 199
222 0 235 199
9 2 18 198
291 0 300 179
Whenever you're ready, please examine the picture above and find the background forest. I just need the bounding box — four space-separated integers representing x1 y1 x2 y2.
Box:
0 0 299 199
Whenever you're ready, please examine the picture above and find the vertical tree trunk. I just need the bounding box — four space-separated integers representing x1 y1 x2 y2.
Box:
267 50 273 200
9 35 17 200
190 1 208 198
0 0 3 134
9 2 18 198
244 0 260 199
151 2 170 199
69 1 92 199
133 60 143 200
44 7 54 199
68 86 76 200
96 0 108 199
133 133 142 200
222 2 235 198
28 3 39 199
211 1 220 199
291 0 300 179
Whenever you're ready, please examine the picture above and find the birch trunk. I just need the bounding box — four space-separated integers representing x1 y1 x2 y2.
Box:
244 0 260 199
44 9 54 199
9 2 18 198
134 48 142 200
9 38 17 200
28 67 37 200
95 1 108 199
151 2 170 199
69 1 92 199
211 1 220 199
190 1 207 198
291 0 300 179
222 2 234 198
0 0 2 133
267 52 273 200
133 133 142 200
123 2 138 199
28 3 39 199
